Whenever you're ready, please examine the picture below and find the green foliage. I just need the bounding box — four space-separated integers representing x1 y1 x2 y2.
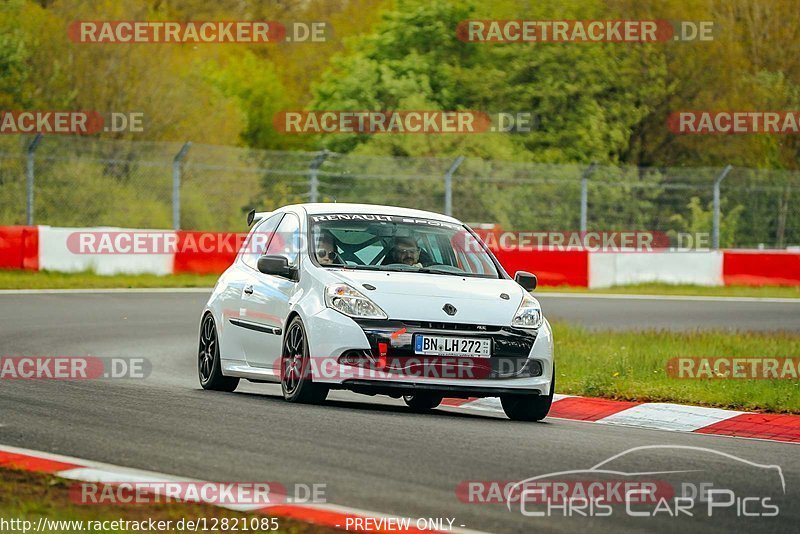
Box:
312 0 670 164
0 0 798 244
668 196 745 248
32 158 172 228
203 51 311 151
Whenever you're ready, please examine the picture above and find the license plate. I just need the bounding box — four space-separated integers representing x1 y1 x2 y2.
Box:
414 335 491 357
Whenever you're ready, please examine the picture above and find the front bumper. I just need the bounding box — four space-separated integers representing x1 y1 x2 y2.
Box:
305 309 554 395
330 380 546 398
354 319 540 379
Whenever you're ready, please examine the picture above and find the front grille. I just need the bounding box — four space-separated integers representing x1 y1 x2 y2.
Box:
353 319 537 366
402 321 502 332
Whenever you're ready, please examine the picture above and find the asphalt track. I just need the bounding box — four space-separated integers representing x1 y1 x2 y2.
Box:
0 291 798 533
537 292 800 331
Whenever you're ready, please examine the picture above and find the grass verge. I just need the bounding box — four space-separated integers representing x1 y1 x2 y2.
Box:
1 270 799 298
0 270 218 289
0 467 337 533
554 321 800 414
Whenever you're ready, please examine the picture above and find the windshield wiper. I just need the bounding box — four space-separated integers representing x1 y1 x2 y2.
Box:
418 267 498 279
338 264 389 271
339 264 428 274
337 264 489 277
415 267 452 275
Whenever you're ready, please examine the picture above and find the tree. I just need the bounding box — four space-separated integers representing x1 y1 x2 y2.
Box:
311 0 670 164
668 196 744 248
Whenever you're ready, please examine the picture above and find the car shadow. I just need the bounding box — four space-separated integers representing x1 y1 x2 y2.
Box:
198 387 553 424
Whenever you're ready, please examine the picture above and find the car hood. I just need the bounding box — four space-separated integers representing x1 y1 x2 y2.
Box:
327 269 531 325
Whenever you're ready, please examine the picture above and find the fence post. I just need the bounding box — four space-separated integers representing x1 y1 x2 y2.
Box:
26 134 43 225
308 150 330 203
712 164 733 250
444 155 465 217
579 161 597 233
172 142 191 230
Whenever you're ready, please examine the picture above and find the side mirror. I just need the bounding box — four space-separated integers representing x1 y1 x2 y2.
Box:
514 271 537 291
257 255 296 278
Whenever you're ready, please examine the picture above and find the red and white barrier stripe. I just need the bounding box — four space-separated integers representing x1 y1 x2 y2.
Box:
723 250 800 286
443 396 800 444
1 225 799 287
0 443 487 534
38 226 174 275
0 225 38 270
588 251 723 288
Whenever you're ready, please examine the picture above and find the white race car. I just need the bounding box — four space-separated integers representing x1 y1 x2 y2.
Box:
198 203 554 421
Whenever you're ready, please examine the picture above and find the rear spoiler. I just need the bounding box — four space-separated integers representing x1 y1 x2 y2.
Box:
246 209 272 227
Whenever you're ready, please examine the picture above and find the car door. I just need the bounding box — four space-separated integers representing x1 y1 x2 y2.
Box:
240 212 302 369
224 213 283 362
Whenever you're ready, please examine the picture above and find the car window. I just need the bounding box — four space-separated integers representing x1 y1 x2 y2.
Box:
309 214 500 278
352 240 385 264
265 213 301 267
241 213 283 270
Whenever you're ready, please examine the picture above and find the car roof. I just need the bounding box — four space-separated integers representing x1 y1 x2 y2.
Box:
280 203 462 224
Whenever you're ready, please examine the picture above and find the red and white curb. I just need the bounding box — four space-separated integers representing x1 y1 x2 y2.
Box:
442 395 800 444
0 444 488 534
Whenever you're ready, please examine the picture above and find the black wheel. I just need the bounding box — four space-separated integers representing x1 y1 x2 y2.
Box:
199 313 239 392
281 317 328 404
403 393 443 412
500 367 555 422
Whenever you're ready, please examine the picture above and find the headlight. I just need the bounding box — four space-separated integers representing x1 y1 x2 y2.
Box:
511 293 543 329
325 284 388 319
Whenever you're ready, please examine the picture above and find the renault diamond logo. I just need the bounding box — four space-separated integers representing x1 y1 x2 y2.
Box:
443 304 457 316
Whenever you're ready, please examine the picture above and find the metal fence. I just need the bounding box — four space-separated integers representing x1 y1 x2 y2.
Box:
0 135 798 249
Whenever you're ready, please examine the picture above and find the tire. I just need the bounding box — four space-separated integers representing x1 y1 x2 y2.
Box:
198 313 239 392
281 317 328 404
500 367 555 422
403 393 443 412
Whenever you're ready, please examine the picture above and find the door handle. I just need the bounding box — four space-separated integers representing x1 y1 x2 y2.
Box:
243 285 254 295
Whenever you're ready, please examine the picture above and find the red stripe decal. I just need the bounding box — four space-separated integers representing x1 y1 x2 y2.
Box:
441 397 477 407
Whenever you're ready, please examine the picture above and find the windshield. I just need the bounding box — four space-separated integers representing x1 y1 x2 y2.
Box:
309 213 501 278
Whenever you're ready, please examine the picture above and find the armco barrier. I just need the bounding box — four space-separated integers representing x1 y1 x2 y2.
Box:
38 226 174 276
588 251 723 288
723 250 800 286
493 248 589 287
0 226 38 270
173 231 239 275
2 226 800 288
